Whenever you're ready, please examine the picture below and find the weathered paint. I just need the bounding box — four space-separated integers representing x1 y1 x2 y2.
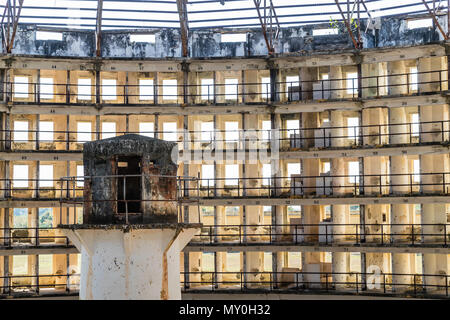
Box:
83 134 178 224
60 225 200 300
4 13 445 59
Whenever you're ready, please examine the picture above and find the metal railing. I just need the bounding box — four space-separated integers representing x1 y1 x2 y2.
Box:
181 271 450 298
0 273 80 296
0 227 71 247
2 119 449 152
0 271 448 299
190 223 449 246
3 69 448 105
183 172 450 198
59 174 200 225
0 172 449 201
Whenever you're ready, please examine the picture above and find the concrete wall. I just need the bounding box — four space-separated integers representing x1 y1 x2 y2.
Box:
14 26 94 57
6 13 445 59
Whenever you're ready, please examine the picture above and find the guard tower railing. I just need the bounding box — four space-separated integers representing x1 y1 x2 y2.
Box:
58 174 200 225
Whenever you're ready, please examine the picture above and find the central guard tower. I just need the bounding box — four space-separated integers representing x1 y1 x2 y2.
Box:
59 134 201 300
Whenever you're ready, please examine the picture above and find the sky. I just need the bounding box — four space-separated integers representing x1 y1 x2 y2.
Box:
0 0 446 30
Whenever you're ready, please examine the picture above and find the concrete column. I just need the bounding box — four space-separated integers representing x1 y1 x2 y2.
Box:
189 252 202 287
245 70 259 103
330 110 346 148
418 57 446 93
0 256 3 294
245 206 262 242
300 67 316 101
61 227 199 300
329 66 343 99
362 108 388 146
301 252 320 289
331 155 348 241
387 60 407 95
392 253 413 292
420 103 449 291
245 252 263 288
389 106 415 250
361 63 379 98
332 252 348 290
54 254 67 289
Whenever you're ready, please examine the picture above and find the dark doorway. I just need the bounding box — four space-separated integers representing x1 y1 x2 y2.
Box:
116 155 142 215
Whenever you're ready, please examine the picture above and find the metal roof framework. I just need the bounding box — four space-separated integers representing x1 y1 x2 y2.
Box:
0 0 449 55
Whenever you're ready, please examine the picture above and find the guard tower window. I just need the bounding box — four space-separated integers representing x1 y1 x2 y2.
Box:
14 76 29 98
201 79 214 100
162 79 178 101
13 165 28 188
116 156 142 215
39 121 54 142
39 165 54 187
102 79 117 100
40 77 54 100
13 120 29 142
102 122 116 139
78 78 92 100
225 78 239 100
139 122 155 138
139 79 154 101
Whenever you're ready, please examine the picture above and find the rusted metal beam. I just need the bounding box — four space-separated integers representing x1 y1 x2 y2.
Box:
421 0 448 40
335 0 360 49
0 0 23 53
253 0 280 55
8 0 23 54
176 0 189 57
95 0 103 57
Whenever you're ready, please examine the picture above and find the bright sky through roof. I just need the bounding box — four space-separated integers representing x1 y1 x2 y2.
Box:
0 1 445 30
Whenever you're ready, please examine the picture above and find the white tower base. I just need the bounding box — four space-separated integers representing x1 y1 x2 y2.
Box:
61 224 200 300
